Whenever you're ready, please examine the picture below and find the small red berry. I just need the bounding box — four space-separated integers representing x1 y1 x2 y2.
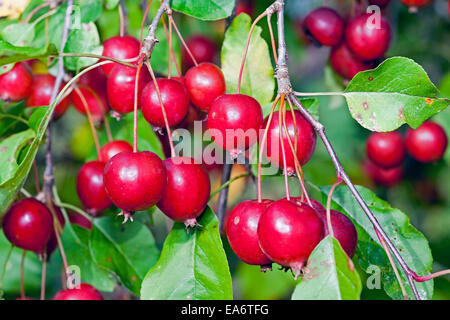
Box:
185 62 226 112
71 86 109 121
157 157 210 227
366 131 405 168
405 121 448 163
226 199 273 266
369 0 392 7
345 13 391 61
363 160 404 187
330 42 375 80
264 109 316 174
53 283 103 300
107 64 150 114
400 0 434 11
103 151 167 213
101 36 140 76
257 199 324 278
183 35 217 69
236 0 254 16
141 78 190 127
99 140 133 162
0 62 33 101
26 74 70 119
77 161 113 215
2 198 53 253
303 7 344 46
208 94 263 157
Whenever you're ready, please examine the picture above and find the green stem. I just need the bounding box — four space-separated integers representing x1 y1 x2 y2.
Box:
55 201 93 222
209 173 249 201
294 91 344 97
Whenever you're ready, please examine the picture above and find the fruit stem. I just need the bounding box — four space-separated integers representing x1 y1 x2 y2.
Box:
257 95 280 202
167 12 173 78
23 2 50 23
73 86 101 157
325 176 342 239
104 116 113 142
294 91 344 97
141 0 170 60
278 95 290 200
168 14 198 67
56 201 94 222
145 60 176 157
216 161 233 233
59 53 138 67
20 250 26 299
118 0 128 37
283 98 311 205
375 229 409 300
161 15 181 77
267 14 278 64
412 269 450 282
237 12 267 94
209 173 250 200
133 58 144 153
40 254 47 300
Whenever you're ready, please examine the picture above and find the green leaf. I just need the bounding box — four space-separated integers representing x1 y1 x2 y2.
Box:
140 207 233 300
62 224 116 292
292 236 362 300
344 57 450 131
104 0 120 10
0 40 57 66
171 0 234 21
0 130 35 183
221 14 275 106
63 22 102 71
0 23 35 47
89 216 160 296
78 0 103 23
28 106 48 132
317 184 434 300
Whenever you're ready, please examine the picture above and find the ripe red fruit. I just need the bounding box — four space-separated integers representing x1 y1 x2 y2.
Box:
71 86 109 121
77 161 113 215
264 110 316 174
2 198 53 253
308 201 358 258
157 157 210 227
226 199 273 266
0 62 33 101
303 7 344 46
345 13 391 61
101 35 140 75
183 35 217 69
69 211 93 230
330 42 375 80
141 78 190 127
208 94 263 156
236 0 254 16
107 64 150 114
99 140 133 162
366 131 405 168
103 151 167 216
53 283 103 300
26 74 70 119
363 160 404 186
405 121 448 163
257 199 324 277
78 66 107 94
185 62 226 112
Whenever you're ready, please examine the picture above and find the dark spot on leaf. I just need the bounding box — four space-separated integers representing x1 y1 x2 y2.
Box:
1 147 7 152
363 102 369 110
425 98 434 105
106 257 112 263
131 276 137 282
368 76 373 81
